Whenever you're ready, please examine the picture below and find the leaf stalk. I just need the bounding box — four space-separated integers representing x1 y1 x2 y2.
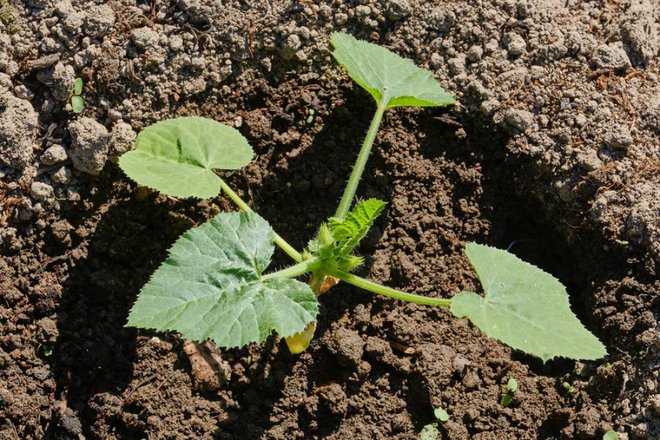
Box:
334 102 387 219
262 258 319 281
328 269 452 307
218 178 304 263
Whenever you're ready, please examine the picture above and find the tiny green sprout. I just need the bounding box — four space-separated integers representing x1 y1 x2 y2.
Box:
420 405 449 440
603 429 618 440
306 108 315 124
419 424 440 440
118 33 607 363
71 77 85 113
562 381 575 393
41 343 55 357
500 377 518 407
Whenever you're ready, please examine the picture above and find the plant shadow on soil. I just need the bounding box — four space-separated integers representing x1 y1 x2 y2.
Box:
51 182 204 437
224 86 606 437
51 88 608 438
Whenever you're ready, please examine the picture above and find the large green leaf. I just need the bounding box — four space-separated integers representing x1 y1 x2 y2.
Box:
330 33 455 108
118 116 253 199
127 212 319 348
450 243 607 362
329 198 386 253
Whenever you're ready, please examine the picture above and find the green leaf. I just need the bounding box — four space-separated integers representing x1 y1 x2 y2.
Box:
73 77 83 95
118 116 253 198
330 32 455 108
419 423 440 440
127 211 319 348
506 378 518 392
450 243 607 362
603 430 618 440
434 407 450 423
328 198 386 254
70 95 84 113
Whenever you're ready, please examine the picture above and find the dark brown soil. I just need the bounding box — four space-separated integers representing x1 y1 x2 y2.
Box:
1 0 658 439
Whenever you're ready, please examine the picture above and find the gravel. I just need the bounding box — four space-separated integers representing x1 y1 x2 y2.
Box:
30 182 55 201
0 88 38 170
40 145 68 166
110 121 137 156
67 117 110 174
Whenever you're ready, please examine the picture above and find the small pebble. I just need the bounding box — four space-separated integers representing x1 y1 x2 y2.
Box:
30 182 55 201
41 145 68 166
505 108 534 132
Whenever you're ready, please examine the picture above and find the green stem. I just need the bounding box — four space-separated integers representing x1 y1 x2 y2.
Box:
262 258 318 281
334 102 387 219
218 178 303 263
329 269 452 307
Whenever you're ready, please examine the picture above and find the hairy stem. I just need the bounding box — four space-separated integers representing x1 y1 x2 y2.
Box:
218 178 303 263
262 258 318 280
329 269 452 307
334 102 387 219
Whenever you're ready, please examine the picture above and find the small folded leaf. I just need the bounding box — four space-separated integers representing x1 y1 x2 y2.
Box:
329 198 386 254
450 243 607 362
285 321 317 354
330 32 455 108
127 212 319 348
71 95 84 113
118 116 253 198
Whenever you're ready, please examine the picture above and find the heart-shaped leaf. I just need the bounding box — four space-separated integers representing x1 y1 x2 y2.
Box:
127 211 319 348
451 243 607 362
330 33 455 108
118 116 253 198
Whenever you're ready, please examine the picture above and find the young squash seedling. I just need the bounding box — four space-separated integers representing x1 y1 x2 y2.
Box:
500 377 518 407
70 77 84 114
419 405 450 440
562 381 576 393
118 33 607 362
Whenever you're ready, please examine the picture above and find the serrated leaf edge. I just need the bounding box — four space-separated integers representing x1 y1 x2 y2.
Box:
125 212 318 348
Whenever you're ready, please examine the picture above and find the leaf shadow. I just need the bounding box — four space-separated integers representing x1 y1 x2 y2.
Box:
51 176 196 437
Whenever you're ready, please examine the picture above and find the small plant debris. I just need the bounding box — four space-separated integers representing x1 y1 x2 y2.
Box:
0 0 16 33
